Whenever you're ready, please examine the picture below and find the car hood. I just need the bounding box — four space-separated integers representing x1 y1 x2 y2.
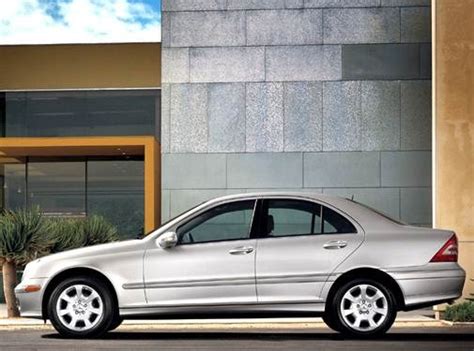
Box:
34 239 144 266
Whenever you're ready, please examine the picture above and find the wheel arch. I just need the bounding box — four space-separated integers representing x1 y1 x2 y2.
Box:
325 267 405 311
41 267 119 320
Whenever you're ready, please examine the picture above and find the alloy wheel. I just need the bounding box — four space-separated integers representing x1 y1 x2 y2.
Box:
339 283 388 332
56 284 104 331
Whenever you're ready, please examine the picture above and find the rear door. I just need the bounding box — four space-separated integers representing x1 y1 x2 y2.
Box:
255 198 364 304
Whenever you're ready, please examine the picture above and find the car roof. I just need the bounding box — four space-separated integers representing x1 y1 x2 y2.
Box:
202 192 404 232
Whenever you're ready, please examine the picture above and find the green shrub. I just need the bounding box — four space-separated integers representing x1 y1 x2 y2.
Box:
46 218 86 254
47 215 118 253
82 215 119 246
0 207 50 264
445 301 474 322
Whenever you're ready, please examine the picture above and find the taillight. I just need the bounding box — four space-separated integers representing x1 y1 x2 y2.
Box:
430 234 458 262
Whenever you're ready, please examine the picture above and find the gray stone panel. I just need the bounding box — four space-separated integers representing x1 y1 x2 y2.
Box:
247 10 322 46
170 11 245 47
361 81 400 151
227 0 286 9
342 44 420 80
161 189 171 223
381 0 430 6
161 12 171 47
284 82 322 152
162 48 189 83
305 0 380 7
227 153 303 188
324 8 400 44
246 83 284 152
169 189 232 218
285 0 304 8
190 47 265 83
381 151 431 187
401 81 431 150
420 44 432 79
208 84 246 152
323 187 400 220
304 152 380 187
170 84 208 153
162 153 226 189
401 7 431 43
266 45 341 81
323 81 360 151
400 187 432 225
161 84 170 153
162 0 226 11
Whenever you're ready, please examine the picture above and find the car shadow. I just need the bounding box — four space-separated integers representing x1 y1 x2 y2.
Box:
42 331 474 342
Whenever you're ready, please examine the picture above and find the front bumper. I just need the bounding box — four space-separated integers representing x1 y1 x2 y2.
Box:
15 278 48 319
389 263 466 308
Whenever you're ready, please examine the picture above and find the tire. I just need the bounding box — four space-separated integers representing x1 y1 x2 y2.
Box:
330 279 397 338
107 315 123 332
47 275 116 338
322 312 342 332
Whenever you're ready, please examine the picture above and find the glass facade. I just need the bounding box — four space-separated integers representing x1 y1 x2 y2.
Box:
1 158 144 239
0 90 160 137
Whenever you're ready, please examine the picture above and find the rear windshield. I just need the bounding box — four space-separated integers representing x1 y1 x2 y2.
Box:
348 199 406 225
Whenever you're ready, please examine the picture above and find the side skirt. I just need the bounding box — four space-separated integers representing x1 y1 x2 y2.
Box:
119 302 325 319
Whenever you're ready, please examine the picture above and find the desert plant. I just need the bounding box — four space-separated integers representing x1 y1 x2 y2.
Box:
46 218 86 254
81 215 119 246
0 208 49 317
46 215 118 253
444 301 474 322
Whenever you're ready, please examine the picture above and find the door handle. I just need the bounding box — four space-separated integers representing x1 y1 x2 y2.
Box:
323 240 348 250
229 246 254 255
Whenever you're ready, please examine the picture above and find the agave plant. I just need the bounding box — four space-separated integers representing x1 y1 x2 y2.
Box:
82 215 119 246
46 218 86 254
0 208 49 317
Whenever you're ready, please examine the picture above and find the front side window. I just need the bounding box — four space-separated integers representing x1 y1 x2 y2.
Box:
177 200 256 245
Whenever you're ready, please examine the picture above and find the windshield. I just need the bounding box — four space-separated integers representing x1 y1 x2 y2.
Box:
137 201 207 239
348 199 407 225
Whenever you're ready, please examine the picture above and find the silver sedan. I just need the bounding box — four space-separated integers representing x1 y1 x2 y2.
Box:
15 193 465 338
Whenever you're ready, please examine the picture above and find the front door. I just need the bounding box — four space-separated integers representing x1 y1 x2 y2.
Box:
255 198 364 304
144 200 258 307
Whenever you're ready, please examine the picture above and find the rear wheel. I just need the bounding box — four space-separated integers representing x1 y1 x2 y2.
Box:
331 279 396 337
48 276 115 338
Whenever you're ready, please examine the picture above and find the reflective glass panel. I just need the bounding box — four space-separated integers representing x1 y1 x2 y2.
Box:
87 160 144 239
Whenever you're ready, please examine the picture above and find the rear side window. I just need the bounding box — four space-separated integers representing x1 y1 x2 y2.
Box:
265 199 322 237
323 207 356 234
262 199 357 238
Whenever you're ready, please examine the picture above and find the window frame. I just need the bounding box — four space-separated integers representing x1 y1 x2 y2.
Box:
255 197 358 240
175 199 259 246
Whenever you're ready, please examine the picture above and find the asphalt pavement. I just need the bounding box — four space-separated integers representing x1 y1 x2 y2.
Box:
0 327 473 351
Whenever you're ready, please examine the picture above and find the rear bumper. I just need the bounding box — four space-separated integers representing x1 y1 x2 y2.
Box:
14 278 48 319
388 263 466 308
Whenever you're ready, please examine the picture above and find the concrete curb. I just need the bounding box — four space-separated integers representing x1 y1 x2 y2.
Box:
0 317 446 331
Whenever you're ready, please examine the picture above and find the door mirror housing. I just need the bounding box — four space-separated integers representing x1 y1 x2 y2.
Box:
157 231 178 249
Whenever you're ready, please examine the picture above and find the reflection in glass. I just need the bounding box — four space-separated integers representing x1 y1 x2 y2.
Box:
27 162 86 216
87 160 144 239
3 90 160 137
3 164 26 210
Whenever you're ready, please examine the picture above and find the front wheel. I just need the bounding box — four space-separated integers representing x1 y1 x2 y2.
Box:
330 279 397 338
48 276 115 338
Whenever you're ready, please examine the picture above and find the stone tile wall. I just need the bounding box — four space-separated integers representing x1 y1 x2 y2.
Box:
161 0 432 226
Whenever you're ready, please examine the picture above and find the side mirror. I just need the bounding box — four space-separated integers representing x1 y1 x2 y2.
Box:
157 231 178 249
